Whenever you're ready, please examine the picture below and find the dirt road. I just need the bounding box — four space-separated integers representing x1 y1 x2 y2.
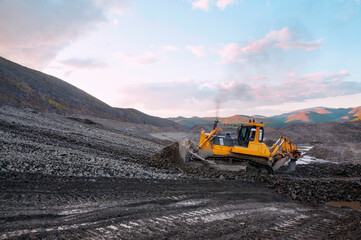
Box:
2 173 360 240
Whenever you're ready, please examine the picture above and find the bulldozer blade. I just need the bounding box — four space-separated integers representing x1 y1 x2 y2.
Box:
286 159 297 173
272 156 290 172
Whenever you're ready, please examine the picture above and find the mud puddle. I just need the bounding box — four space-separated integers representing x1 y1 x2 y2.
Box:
296 145 330 165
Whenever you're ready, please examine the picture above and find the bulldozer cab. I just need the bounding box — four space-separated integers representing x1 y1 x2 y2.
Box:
237 124 264 147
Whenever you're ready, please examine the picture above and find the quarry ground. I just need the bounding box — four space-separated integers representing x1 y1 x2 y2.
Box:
0 106 360 239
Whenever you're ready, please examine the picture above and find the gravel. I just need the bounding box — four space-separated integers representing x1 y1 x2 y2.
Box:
0 106 187 180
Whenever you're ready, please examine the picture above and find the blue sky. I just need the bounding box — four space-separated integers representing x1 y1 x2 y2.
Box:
1 0 360 117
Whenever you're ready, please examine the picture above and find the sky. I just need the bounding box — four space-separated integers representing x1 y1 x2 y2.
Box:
1 0 361 118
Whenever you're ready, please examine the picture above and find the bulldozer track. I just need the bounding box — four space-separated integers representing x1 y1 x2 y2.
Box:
206 155 274 174
1 174 360 239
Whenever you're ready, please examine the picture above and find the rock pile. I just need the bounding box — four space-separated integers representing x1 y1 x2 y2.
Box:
265 176 361 203
278 162 361 178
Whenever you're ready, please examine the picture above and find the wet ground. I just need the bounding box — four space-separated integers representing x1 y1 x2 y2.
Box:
1 173 361 240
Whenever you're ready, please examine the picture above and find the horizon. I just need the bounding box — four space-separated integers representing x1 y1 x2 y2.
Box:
167 105 361 119
1 0 361 118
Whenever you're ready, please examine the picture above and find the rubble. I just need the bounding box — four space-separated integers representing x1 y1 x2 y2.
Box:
151 142 185 171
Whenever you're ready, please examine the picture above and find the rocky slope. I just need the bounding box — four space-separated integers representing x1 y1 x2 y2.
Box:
0 106 184 180
0 56 182 129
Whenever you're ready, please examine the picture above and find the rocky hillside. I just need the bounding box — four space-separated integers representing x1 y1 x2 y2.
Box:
168 117 214 129
0 56 182 129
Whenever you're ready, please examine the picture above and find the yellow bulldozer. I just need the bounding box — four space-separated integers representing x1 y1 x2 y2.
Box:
183 121 301 174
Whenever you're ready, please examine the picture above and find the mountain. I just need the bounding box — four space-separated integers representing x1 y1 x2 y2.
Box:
269 107 361 124
0 56 182 129
168 107 361 129
351 116 361 122
168 116 214 129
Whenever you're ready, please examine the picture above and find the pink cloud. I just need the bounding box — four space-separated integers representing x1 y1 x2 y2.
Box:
266 28 292 42
0 0 130 69
116 51 160 65
287 72 297 78
219 28 322 63
113 19 119 25
275 39 323 51
252 70 356 103
338 70 349 76
192 0 210 11
216 0 236 10
303 70 349 81
162 45 178 52
247 76 268 81
304 73 325 81
186 45 206 57
219 43 248 62
220 81 237 89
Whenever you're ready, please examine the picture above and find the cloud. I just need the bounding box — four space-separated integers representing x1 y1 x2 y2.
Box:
247 76 268 81
115 70 361 117
252 70 358 104
219 28 322 63
192 0 210 11
186 45 206 57
113 19 119 25
116 51 161 65
275 39 323 51
216 0 236 10
94 0 131 15
117 80 214 110
162 45 178 52
219 43 248 63
60 58 107 69
191 0 237 11
287 72 297 78
0 0 129 69
116 79 254 117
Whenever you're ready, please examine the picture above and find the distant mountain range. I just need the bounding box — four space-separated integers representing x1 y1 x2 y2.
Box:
0 56 182 129
168 106 361 128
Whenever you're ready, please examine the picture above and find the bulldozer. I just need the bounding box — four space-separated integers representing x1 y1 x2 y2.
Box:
182 121 301 174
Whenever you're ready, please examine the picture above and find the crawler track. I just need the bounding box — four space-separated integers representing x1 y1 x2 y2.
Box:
206 155 275 174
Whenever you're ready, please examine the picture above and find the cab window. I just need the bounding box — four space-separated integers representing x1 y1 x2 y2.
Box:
249 128 256 141
258 127 264 142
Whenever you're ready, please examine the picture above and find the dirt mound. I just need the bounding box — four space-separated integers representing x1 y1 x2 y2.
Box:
151 142 185 171
306 144 361 163
266 163 361 203
265 176 361 203
278 163 361 178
